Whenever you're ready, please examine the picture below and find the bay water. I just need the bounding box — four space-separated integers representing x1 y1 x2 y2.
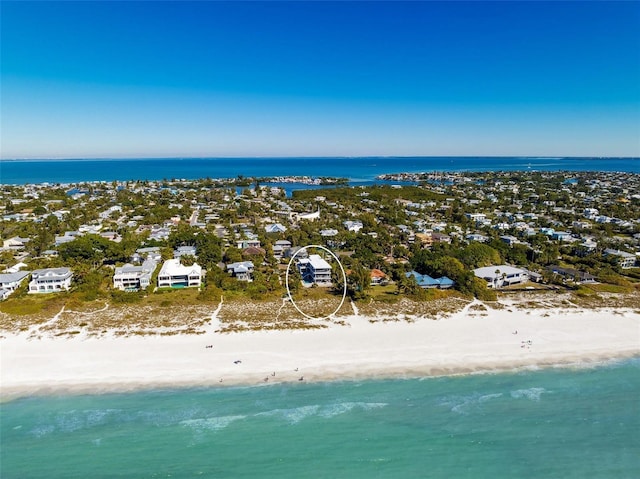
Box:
1 157 638 185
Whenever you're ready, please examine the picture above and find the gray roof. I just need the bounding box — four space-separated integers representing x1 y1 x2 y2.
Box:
0 271 30 283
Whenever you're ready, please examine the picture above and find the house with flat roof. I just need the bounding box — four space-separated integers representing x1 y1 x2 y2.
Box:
113 259 158 291
28 267 73 293
298 254 332 285
157 259 202 288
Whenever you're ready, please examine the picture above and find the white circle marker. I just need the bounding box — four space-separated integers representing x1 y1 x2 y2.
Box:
285 245 347 320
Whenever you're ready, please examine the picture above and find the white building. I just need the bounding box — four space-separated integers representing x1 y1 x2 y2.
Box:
473 265 529 289
0 271 30 299
343 220 364 232
28 268 73 293
604 249 637 269
113 259 158 291
298 254 332 285
157 259 202 288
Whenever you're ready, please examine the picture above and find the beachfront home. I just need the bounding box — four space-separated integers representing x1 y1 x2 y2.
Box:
405 271 455 289
604 249 637 269
28 267 73 293
370 269 389 286
0 270 30 299
473 265 529 289
226 261 254 281
113 259 158 291
298 254 332 285
157 259 202 288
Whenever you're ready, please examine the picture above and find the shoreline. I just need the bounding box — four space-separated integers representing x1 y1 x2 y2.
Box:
2 302 639 401
2 351 638 403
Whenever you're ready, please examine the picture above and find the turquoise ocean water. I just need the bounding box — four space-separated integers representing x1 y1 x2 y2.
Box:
2 359 639 478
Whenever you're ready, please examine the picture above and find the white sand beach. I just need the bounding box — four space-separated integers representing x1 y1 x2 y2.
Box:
2 300 639 399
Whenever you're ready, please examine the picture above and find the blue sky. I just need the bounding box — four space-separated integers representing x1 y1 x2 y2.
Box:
2 1 639 158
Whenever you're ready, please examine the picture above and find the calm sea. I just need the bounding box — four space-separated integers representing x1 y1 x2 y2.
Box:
1 157 639 185
2 359 639 478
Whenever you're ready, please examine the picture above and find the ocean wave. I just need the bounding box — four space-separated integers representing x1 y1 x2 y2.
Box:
510 387 547 401
318 402 388 419
180 415 247 432
256 405 320 424
439 392 504 415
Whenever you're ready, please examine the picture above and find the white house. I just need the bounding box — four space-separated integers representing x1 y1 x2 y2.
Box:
343 220 364 232
298 254 332 285
157 259 202 288
297 208 320 221
0 271 30 299
473 265 529 289
604 249 637 269
28 268 73 293
113 259 158 291
3 236 30 250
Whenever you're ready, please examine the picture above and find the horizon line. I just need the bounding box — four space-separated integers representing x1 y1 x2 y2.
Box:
2 155 639 162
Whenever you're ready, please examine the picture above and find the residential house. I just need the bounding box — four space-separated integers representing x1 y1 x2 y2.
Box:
0 270 30 299
473 265 529 288
132 247 162 264
296 208 320 221
28 267 73 293
272 240 292 259
236 239 261 249
3 262 28 273
405 271 454 289
547 265 596 283
551 231 573 242
343 220 364 232
3 236 30 250
370 269 389 286
55 231 82 246
604 249 637 269
298 254 332 285
265 223 287 233
226 261 254 281
157 259 202 288
415 233 433 248
113 259 158 291
466 233 488 243
174 245 197 259
500 235 519 246
431 232 452 244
